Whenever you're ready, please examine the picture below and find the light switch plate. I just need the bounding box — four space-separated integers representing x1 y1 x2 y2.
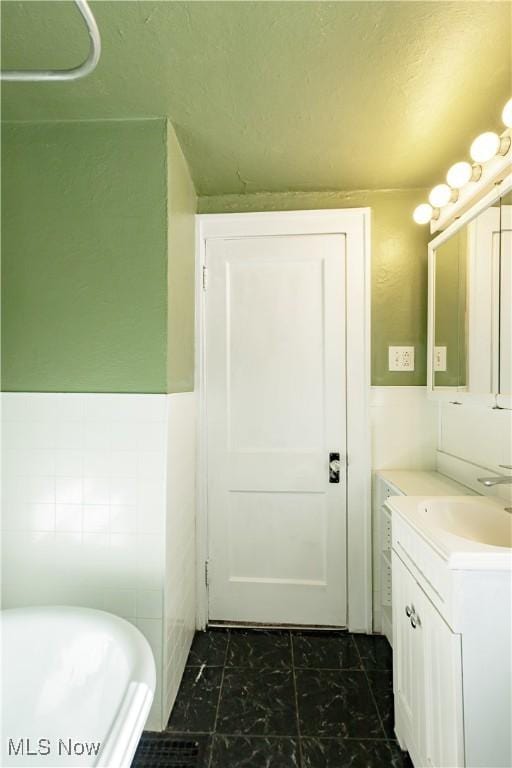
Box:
434 346 447 372
388 346 415 371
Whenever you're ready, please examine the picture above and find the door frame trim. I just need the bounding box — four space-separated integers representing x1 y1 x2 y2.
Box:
194 209 372 632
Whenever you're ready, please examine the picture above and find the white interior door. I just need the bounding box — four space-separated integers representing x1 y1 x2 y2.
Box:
205 232 347 626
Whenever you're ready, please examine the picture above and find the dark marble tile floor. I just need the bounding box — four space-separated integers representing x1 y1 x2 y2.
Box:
131 628 413 768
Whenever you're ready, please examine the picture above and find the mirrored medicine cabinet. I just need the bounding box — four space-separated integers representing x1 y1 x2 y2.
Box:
428 177 512 407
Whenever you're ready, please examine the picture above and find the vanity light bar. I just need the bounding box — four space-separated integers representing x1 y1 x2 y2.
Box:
413 98 512 233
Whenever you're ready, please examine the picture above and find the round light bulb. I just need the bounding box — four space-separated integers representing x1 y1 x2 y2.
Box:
413 203 434 225
446 161 473 189
429 184 452 208
502 98 512 128
470 132 501 163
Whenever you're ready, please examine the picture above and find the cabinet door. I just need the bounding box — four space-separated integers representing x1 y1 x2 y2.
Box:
392 551 426 763
393 551 464 768
422 594 464 767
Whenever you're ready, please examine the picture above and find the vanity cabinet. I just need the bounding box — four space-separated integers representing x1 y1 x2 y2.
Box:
390 499 511 768
373 470 473 645
392 551 464 768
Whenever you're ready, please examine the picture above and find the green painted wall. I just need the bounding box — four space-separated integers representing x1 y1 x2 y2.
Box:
167 122 197 393
2 119 427 391
198 190 430 385
1 119 169 392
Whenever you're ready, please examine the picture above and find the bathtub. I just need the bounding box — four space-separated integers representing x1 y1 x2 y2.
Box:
1 606 156 767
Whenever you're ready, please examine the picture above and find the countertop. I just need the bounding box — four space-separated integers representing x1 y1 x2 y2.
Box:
375 469 475 497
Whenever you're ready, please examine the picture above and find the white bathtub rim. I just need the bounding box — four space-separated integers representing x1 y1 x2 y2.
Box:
1 606 156 768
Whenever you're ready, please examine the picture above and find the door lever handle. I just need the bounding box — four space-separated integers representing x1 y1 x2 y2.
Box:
329 453 341 483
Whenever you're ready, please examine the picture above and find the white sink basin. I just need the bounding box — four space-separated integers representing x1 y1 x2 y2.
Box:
387 495 512 569
420 497 512 548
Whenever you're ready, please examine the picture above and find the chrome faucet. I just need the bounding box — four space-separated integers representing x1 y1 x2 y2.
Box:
477 465 512 487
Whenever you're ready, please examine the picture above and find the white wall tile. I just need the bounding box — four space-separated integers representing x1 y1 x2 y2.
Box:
110 451 137 478
137 618 163 656
56 504 83 532
55 450 83 477
137 451 167 482
56 421 84 451
55 395 85 423
83 449 111 477
110 504 136 533
103 588 137 620
2 500 26 531
7 449 56 476
22 422 56 450
56 477 83 504
137 589 163 620
109 422 138 451
1 391 197 733
370 387 438 470
163 393 197 724
26 503 56 531
110 477 137 505
1 392 169 730
84 422 111 451
83 477 110 505
137 422 167 453
137 503 165 535
26 476 55 504
136 534 164 589
437 402 512 500
2 393 58 423
83 505 110 532
439 402 512 470
54 532 83 576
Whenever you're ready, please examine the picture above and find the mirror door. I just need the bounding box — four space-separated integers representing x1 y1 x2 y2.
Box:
429 181 512 402
499 192 512 396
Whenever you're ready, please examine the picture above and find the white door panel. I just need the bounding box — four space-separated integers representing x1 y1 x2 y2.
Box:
206 233 347 625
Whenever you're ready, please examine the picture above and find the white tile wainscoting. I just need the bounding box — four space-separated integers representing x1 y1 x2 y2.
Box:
0 392 196 731
437 400 512 503
164 393 197 724
370 386 438 470
370 386 438 633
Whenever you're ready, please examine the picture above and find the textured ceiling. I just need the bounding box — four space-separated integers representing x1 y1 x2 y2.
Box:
1 1 511 196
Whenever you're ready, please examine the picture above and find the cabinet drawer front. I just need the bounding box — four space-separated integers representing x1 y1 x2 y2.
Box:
392 513 450 619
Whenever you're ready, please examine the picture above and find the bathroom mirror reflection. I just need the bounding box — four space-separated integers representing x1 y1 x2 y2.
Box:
499 191 512 394
432 200 503 393
433 226 468 389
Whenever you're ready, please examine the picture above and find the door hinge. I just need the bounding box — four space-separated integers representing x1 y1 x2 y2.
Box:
202 265 208 291
204 560 209 587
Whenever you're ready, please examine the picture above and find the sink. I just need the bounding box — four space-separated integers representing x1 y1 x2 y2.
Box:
386 494 512 570
420 497 512 548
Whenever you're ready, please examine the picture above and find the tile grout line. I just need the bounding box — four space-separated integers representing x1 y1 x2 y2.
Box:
353 636 388 742
289 630 305 768
160 731 398 742
206 629 231 768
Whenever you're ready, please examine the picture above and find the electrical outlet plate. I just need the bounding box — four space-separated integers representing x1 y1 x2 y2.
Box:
434 346 447 372
388 346 415 372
